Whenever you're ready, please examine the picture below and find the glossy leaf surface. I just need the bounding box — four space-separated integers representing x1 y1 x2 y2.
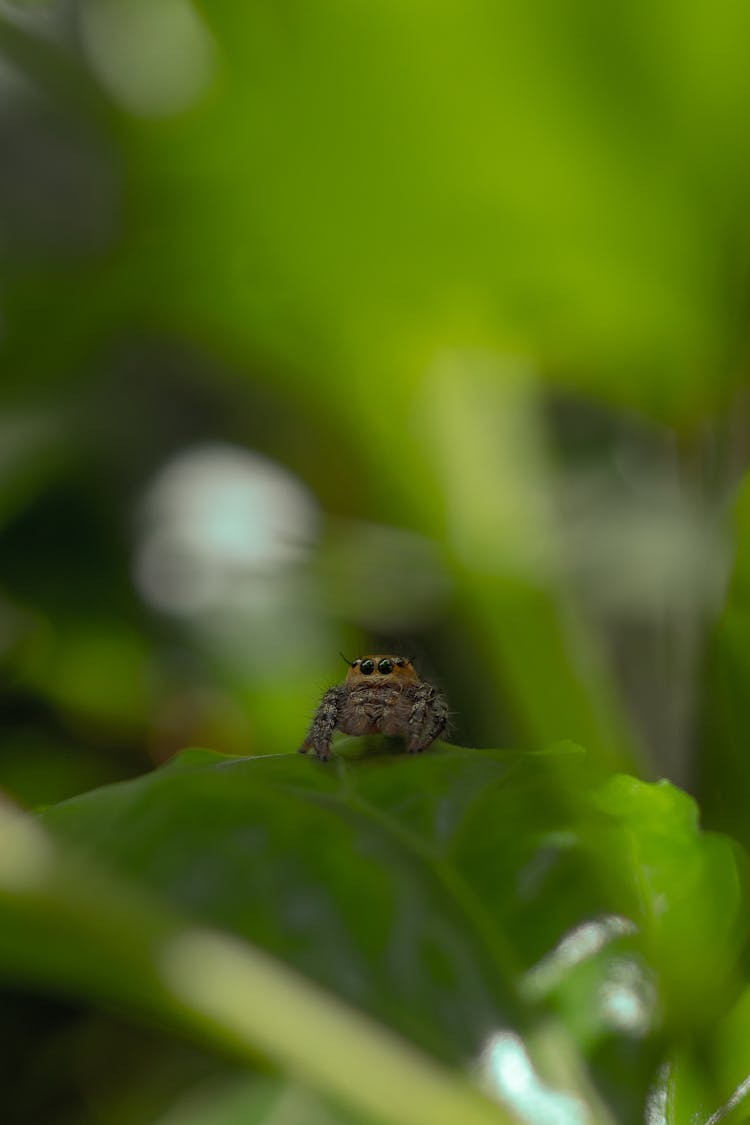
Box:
40 743 596 1062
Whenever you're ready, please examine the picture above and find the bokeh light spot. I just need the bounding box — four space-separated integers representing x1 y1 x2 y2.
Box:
523 915 638 999
80 0 216 118
477 1031 590 1125
134 444 319 617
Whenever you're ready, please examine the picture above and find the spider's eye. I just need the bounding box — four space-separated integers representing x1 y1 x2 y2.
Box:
377 658 393 674
360 659 375 675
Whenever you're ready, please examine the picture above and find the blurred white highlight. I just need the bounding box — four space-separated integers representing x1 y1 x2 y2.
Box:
522 916 655 1040
522 916 637 999
134 444 319 616
644 1063 670 1125
598 957 653 1036
704 1073 750 1125
80 0 216 118
646 1061 750 1125
478 1031 590 1125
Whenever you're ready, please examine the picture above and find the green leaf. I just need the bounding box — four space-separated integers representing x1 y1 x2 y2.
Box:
2 742 746 1122
32 741 620 1115
151 1076 367 1125
588 774 749 1029
0 789 515 1125
40 742 598 1061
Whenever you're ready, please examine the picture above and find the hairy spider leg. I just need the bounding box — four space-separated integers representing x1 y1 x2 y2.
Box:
406 683 448 753
299 685 346 761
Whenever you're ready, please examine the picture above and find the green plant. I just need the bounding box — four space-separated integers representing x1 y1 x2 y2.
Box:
4 3 750 1122
0 738 747 1124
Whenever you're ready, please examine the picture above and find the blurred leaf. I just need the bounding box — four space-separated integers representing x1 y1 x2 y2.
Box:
9 1 750 413
710 985 750 1125
129 0 750 416
588 774 748 1030
30 622 153 726
152 1075 369 1125
415 360 637 768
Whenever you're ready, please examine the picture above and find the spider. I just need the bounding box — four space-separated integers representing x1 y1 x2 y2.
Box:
298 655 449 761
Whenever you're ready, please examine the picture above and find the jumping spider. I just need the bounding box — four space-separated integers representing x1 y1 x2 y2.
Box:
299 655 449 761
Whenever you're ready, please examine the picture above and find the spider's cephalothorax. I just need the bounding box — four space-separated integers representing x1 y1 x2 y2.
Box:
298 655 449 761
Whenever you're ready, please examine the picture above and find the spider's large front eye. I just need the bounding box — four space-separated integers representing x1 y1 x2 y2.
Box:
377 658 393 674
360 659 375 675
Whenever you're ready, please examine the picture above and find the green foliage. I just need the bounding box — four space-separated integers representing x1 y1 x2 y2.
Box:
0 742 746 1123
4 1 750 1121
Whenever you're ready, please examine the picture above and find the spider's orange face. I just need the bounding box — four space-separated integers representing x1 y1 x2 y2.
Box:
345 655 419 685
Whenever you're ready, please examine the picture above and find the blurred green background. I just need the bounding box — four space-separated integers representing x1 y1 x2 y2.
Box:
4 1 750 1122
